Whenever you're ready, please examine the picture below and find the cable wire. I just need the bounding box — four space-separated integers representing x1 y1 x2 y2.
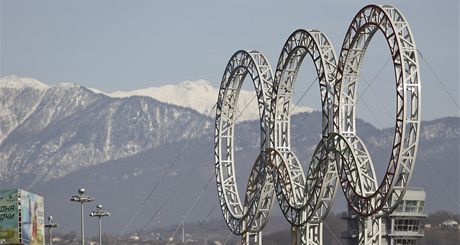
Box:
170 174 215 238
417 49 460 110
123 89 258 241
417 169 459 221
138 174 191 236
324 221 343 245
223 231 233 245
356 57 391 104
167 93 259 239
290 77 318 114
192 204 218 235
419 154 460 208
113 103 217 244
359 69 460 208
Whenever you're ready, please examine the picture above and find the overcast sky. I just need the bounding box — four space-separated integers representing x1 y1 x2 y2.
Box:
1 0 459 126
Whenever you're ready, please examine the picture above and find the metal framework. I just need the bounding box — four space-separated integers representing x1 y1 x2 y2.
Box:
333 5 421 244
215 50 276 244
334 4 421 216
270 29 339 244
214 4 420 245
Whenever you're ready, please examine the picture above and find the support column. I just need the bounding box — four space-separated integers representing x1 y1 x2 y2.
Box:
291 223 323 245
358 216 382 245
242 231 262 245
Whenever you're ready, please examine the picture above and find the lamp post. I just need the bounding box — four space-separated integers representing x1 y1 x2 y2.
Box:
70 188 94 245
44 216 59 245
90 204 111 245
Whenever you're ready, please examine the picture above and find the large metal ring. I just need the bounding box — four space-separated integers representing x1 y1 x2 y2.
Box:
214 50 276 234
334 5 421 216
270 29 340 225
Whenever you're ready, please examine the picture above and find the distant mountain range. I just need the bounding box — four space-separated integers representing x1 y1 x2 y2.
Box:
0 75 458 236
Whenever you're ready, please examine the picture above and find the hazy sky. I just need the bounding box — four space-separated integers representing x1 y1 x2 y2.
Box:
1 0 459 126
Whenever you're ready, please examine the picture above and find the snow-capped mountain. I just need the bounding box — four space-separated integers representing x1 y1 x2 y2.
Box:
90 79 313 120
90 80 219 116
0 76 48 143
0 76 212 185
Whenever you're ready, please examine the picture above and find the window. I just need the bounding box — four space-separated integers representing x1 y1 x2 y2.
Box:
417 201 424 213
394 219 420 232
394 238 416 245
405 200 418 213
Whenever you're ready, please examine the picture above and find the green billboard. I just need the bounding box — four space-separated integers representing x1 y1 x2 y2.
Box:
0 189 20 244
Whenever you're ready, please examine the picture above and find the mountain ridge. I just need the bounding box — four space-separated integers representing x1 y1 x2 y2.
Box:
0 75 458 235
0 76 213 185
1 75 313 121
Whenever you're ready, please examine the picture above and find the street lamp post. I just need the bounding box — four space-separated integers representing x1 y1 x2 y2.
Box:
44 216 59 245
70 188 94 245
90 204 111 245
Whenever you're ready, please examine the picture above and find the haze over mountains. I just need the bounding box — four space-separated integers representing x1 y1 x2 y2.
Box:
0 75 458 235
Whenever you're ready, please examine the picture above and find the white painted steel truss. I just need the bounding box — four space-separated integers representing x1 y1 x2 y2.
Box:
270 29 339 244
214 50 276 239
214 4 420 245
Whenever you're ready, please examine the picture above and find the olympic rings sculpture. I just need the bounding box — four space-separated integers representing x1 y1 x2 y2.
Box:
214 4 420 243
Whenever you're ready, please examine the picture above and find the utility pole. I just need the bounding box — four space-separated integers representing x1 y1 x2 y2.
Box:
90 204 111 245
44 216 59 245
70 188 94 245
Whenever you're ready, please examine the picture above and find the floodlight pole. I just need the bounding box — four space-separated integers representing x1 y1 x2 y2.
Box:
90 204 111 245
45 216 59 245
70 188 94 245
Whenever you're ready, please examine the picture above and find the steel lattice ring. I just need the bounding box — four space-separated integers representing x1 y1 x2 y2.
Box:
268 29 339 225
215 50 276 234
334 5 421 216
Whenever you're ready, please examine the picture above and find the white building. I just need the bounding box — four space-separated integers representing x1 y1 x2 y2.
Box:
442 219 458 228
385 188 427 244
343 188 427 245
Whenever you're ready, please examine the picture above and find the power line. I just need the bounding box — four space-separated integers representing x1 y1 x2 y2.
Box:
170 174 214 238
116 85 260 242
324 221 343 245
234 94 257 123
417 49 460 110
166 93 262 239
417 169 458 221
112 103 217 244
354 58 393 129
236 94 257 121
358 98 386 129
223 231 233 245
356 57 391 104
290 77 318 114
367 85 393 118
192 204 218 235
82 74 321 245
419 154 460 208
138 174 191 236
